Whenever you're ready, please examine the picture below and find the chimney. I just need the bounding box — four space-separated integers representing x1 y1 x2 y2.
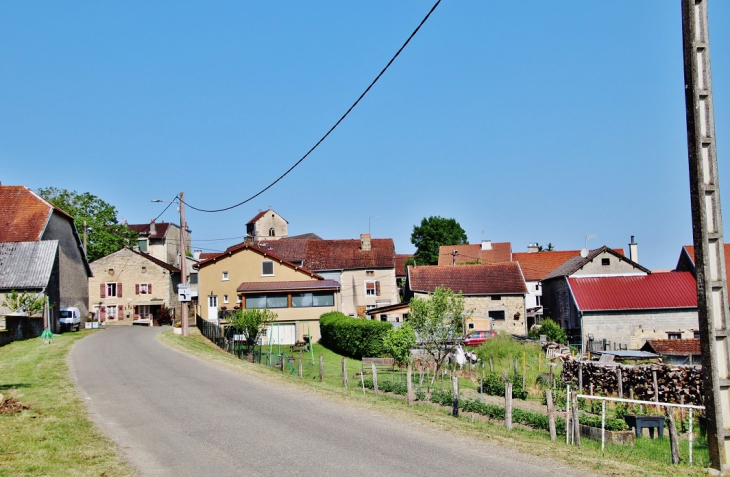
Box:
360 234 371 252
452 249 458 265
481 240 492 251
527 243 539 253
193 250 201 260
150 219 156 236
629 236 639 264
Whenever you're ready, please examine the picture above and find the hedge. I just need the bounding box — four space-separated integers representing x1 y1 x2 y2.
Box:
319 312 392 359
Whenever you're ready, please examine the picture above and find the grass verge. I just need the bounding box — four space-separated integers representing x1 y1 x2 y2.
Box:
0 331 135 477
159 328 708 477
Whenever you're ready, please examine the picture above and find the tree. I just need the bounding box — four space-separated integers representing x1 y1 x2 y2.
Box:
37 188 138 262
528 318 567 344
384 323 416 368
227 308 277 349
2 290 47 316
536 243 555 252
410 216 468 265
408 286 465 381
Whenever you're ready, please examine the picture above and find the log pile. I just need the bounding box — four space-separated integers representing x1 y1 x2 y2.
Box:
562 359 703 406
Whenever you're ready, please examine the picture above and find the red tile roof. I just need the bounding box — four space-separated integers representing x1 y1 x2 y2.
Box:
193 243 323 279
437 242 512 266
302 238 395 270
395 254 414 277
680 245 730 284
256 239 309 263
198 252 219 260
513 250 583 281
284 233 322 240
568 272 698 311
642 339 701 356
236 280 340 292
408 263 528 295
0 186 64 242
127 222 172 239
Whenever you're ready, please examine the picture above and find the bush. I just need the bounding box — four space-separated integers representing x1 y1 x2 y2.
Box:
528 318 567 344
479 372 528 400
319 312 392 359
361 377 425 401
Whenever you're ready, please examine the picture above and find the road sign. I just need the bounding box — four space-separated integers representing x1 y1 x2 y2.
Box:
177 283 191 302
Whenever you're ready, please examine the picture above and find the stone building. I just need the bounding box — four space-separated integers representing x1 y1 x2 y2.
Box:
246 208 288 242
89 248 181 324
404 262 528 335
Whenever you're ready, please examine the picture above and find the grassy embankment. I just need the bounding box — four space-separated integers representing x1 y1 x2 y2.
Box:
0 330 135 477
160 328 708 476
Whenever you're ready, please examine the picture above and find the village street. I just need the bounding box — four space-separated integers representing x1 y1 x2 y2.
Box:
70 327 584 476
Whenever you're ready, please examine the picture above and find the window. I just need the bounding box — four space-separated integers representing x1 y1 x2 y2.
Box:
694 331 701 339
138 305 150 319
380 315 388 322
106 283 118 297
222 271 229 281
237 295 242 303
223 295 229 303
491 295 501 301
535 283 540 291
137 239 148 252
488 310 505 321
269 228 275 237
468 322 475 330
536 296 542 306
365 281 379 296
245 294 288 309
141 266 147 273
262 261 274 276
292 292 335 308
366 305 376 311
138 283 150 295
668 333 682 340
602 258 610 266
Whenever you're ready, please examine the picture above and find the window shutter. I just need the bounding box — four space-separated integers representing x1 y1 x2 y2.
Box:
148 283 152 294
100 307 106 320
375 281 381 296
135 284 140 295
118 283 123 298
100 283 106 298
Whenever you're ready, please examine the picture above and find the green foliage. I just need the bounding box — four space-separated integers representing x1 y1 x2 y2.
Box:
1 290 47 316
410 216 468 265
383 323 416 367
228 308 277 347
37 187 138 262
528 318 567 344
479 372 528 400
156 305 173 326
319 312 392 359
362 377 426 400
409 286 465 376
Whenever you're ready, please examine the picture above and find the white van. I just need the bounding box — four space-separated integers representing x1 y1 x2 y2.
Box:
60 307 81 331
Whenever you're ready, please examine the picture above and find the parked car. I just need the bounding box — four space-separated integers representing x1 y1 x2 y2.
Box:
59 307 81 331
463 330 496 347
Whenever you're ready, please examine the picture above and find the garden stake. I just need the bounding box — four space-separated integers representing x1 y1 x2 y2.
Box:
505 382 513 430
342 357 348 388
319 355 324 382
372 362 378 396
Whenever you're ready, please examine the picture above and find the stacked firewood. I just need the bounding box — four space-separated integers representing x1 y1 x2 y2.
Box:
561 359 703 406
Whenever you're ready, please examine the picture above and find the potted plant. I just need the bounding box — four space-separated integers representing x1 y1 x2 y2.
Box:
173 321 183 335
86 315 99 329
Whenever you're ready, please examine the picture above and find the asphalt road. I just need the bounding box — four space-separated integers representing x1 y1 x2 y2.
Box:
71 327 585 476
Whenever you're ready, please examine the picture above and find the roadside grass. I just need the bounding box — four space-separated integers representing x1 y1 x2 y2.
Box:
159 328 707 476
0 331 135 477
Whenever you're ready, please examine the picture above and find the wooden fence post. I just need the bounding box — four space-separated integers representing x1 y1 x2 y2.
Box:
505 382 513 430
652 370 659 404
546 389 557 441
342 357 348 388
489 357 494 373
407 363 413 407
319 355 324 382
451 376 459 417
617 366 623 398
372 362 379 396
666 407 681 464
578 362 583 393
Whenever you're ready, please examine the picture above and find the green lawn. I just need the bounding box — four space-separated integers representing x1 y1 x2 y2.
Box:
0 330 134 476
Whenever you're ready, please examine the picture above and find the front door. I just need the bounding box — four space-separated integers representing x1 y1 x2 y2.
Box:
208 296 218 321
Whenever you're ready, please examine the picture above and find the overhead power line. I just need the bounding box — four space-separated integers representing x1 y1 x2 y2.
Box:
181 0 442 214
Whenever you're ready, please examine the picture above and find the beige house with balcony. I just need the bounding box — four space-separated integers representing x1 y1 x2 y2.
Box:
194 244 340 344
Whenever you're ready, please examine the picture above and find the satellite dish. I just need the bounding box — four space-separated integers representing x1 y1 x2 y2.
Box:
580 248 589 258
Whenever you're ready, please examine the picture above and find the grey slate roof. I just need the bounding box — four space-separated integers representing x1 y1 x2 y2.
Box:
0 240 58 289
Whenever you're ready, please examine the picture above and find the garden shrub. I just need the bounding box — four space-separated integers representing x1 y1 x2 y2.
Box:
319 312 392 359
361 378 425 401
479 372 528 400
528 318 567 344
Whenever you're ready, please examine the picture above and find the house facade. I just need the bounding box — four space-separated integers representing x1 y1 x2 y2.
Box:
89 248 181 324
194 244 340 344
0 185 91 318
404 262 528 335
127 220 191 269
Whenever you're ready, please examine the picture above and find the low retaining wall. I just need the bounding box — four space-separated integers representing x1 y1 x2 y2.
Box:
579 424 635 445
0 315 44 347
562 360 703 406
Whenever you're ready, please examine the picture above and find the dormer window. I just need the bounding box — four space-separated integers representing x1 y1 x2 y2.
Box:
262 260 274 276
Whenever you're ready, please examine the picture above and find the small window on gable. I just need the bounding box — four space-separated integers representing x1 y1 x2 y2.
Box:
269 228 275 237
262 261 274 276
694 331 700 339
491 295 501 301
222 271 229 281
602 258 610 266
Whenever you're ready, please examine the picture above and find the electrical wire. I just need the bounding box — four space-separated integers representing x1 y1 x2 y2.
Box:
181 0 443 214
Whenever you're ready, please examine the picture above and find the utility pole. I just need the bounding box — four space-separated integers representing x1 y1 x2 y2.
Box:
179 192 189 337
83 220 87 255
682 0 729 471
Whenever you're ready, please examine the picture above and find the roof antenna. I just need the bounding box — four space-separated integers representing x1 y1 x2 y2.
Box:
582 234 597 258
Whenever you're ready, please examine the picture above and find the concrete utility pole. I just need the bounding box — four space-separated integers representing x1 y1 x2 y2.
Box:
682 0 729 470
83 220 87 255
179 192 189 337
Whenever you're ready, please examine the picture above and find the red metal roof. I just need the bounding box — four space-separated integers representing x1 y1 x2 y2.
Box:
237 280 340 293
0 186 55 242
437 242 512 266
681 245 730 284
568 272 698 311
408 262 528 295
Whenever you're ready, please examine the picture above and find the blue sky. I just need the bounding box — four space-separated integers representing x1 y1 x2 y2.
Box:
2 1 729 270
